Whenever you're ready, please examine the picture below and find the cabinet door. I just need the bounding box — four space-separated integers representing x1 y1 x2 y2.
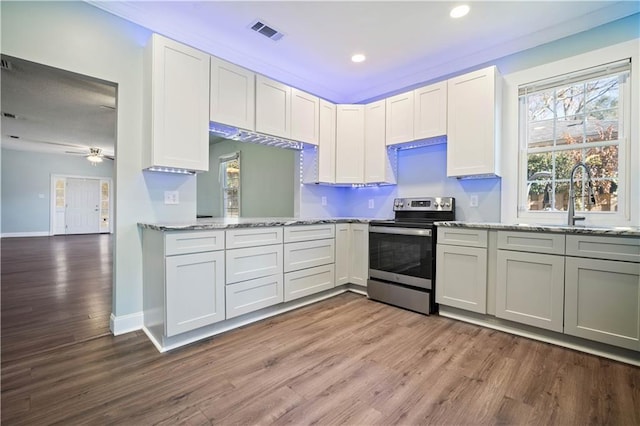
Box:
318 100 337 183
335 224 350 286
349 224 369 287
447 66 500 177
496 250 565 332
365 100 394 184
385 91 414 145
335 104 365 183
210 56 255 130
255 75 291 138
145 34 209 172
436 244 487 313
565 257 640 351
165 251 225 336
414 81 447 140
291 88 319 145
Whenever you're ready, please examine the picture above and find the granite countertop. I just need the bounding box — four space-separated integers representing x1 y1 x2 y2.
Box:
435 221 640 237
138 217 373 231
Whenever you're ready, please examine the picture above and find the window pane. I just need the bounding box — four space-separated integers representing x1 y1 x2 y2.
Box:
555 84 584 118
527 91 554 121
528 119 554 148
556 114 585 146
585 76 618 112
585 111 619 143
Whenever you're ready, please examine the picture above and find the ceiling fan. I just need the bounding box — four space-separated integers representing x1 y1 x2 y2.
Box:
65 147 114 163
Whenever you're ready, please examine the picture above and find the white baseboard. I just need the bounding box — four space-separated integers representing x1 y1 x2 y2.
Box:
1 231 50 238
110 312 144 336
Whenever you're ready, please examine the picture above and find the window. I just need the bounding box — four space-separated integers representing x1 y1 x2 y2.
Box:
219 152 240 218
519 60 630 216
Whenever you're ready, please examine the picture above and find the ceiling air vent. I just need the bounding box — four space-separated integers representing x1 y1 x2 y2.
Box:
0 58 12 71
249 20 284 41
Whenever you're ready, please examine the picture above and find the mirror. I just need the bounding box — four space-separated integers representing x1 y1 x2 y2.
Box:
197 135 297 218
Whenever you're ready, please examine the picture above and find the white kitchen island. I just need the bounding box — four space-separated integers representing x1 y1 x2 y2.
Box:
139 218 369 352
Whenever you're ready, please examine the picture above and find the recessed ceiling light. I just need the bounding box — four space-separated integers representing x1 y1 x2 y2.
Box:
450 4 470 18
351 53 366 63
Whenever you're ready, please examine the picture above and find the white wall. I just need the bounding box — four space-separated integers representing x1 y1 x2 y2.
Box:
0 1 197 326
1 148 114 234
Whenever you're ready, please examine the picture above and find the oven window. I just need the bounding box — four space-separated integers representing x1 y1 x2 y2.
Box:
369 231 432 280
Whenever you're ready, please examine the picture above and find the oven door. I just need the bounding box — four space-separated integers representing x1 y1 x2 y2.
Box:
368 226 433 290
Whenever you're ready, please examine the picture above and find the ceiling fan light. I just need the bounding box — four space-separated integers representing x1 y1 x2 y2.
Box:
87 154 103 163
450 4 470 18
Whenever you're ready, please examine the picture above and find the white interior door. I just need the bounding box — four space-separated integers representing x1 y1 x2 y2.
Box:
65 178 100 234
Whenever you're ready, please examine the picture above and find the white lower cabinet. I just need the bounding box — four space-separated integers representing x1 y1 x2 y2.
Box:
436 244 487 313
165 251 225 336
225 274 284 319
285 264 335 302
565 257 640 351
335 224 350 286
142 229 226 340
349 224 369 287
496 250 565 332
436 227 488 314
334 223 369 287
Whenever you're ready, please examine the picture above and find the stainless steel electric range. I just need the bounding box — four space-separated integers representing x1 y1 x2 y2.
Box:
368 197 455 315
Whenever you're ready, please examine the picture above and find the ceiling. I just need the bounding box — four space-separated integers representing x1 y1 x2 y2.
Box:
1 1 638 158
0 55 117 158
90 1 640 103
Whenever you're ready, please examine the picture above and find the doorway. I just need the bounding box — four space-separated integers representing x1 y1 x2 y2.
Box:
51 175 113 235
1 55 117 358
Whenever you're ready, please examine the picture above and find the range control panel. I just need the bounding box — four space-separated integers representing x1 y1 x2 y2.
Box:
393 197 455 212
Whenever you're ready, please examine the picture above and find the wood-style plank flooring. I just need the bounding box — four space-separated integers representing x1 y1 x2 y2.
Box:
1 234 112 362
2 235 640 425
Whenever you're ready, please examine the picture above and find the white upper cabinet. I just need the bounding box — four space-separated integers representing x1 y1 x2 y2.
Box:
447 65 502 178
318 99 337 183
385 91 414 145
255 75 291 139
414 81 447 140
143 33 210 172
365 100 394 184
291 88 320 145
335 105 365 184
210 56 255 131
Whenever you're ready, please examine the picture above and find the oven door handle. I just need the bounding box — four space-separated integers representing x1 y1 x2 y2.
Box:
369 226 432 237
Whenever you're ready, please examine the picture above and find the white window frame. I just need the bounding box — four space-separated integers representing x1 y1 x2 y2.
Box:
501 39 639 227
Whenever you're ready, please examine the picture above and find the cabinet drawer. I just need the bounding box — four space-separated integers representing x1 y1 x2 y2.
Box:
284 239 335 273
226 244 283 284
165 230 225 256
497 231 565 255
225 274 284 319
226 227 283 249
284 224 335 243
437 227 487 248
284 264 335 302
566 235 640 263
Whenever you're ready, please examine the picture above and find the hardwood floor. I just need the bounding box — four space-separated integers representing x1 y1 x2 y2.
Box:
1 235 112 362
2 235 639 425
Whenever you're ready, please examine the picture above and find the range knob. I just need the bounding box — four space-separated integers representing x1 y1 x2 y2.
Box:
445 203 450 208
433 202 440 208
